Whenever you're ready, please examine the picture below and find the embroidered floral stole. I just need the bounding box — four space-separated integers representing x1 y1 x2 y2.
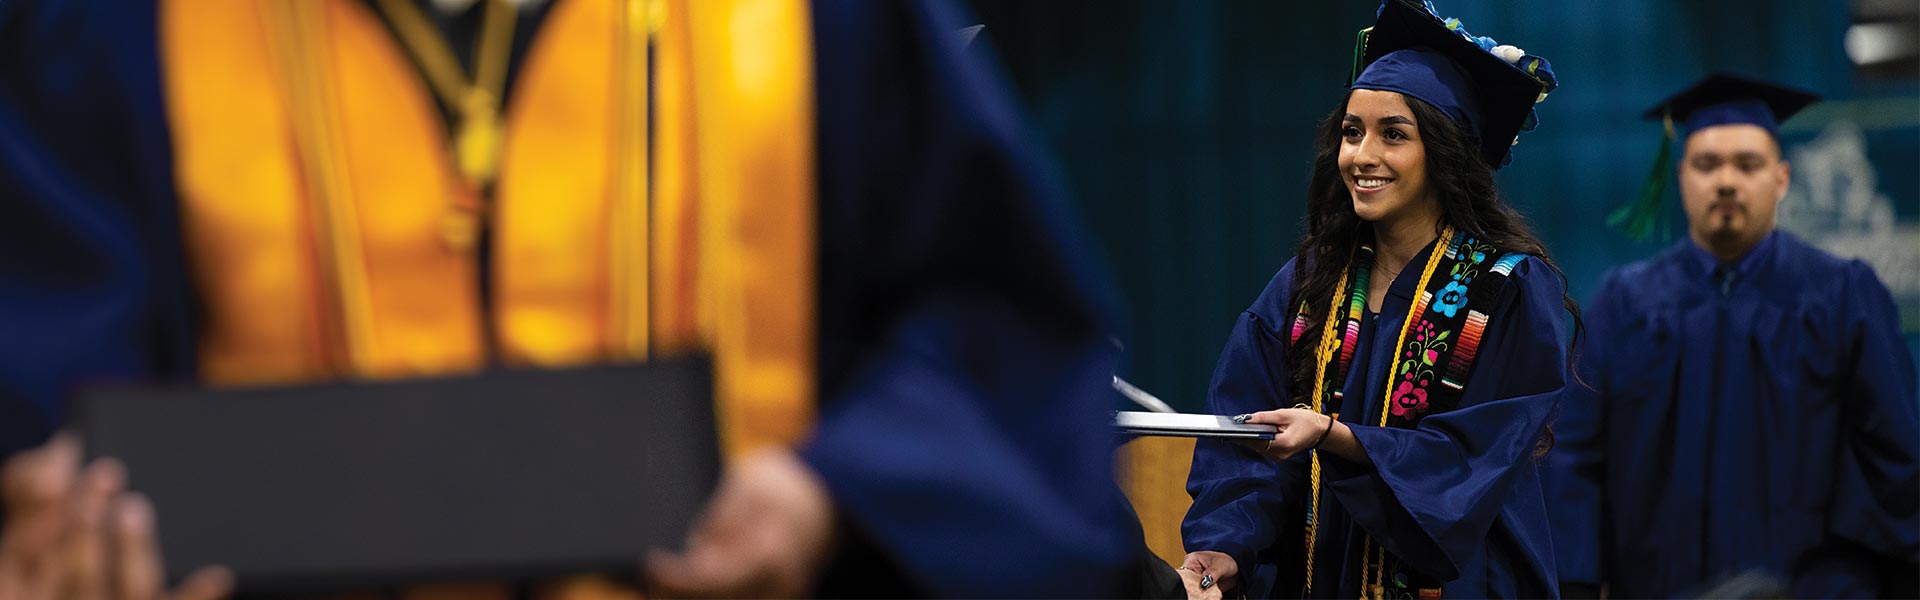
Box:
1288 227 1527 598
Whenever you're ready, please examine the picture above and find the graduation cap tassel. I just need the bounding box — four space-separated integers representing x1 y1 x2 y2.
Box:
1347 27 1373 86
1608 113 1675 241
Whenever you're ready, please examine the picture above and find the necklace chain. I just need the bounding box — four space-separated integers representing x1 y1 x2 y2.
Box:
374 0 517 188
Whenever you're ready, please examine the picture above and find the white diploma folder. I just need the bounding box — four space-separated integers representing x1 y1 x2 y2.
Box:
1114 411 1277 440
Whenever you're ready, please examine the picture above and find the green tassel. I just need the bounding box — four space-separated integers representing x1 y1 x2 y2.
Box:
1609 115 1675 241
1348 27 1372 86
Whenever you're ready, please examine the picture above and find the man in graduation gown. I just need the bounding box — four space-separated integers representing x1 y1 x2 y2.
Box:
1546 74 1919 598
0 0 1142 596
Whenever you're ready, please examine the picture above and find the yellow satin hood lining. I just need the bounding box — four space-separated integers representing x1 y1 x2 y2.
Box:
163 0 815 456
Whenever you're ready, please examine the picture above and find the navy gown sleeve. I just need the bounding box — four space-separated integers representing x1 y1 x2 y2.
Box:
1324 257 1565 581
1541 270 1623 588
799 0 1137 596
1826 261 1919 565
0 3 194 458
1182 265 1308 596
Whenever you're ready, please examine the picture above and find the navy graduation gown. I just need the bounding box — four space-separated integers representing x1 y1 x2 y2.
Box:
0 0 1141 595
1544 231 1919 598
1183 247 1565 599
0 1 195 458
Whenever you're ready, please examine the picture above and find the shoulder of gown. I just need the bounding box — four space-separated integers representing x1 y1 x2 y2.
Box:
1243 258 1301 335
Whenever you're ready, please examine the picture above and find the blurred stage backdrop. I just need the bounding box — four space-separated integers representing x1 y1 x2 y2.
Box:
968 0 1920 413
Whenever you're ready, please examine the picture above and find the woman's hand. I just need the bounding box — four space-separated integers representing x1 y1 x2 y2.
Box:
0 434 233 600
1236 408 1334 461
1179 551 1237 599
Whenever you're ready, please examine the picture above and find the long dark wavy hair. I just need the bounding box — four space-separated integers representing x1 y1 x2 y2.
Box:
1285 91 1582 454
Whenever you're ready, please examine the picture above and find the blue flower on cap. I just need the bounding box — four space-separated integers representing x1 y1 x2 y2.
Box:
1430 5 1560 145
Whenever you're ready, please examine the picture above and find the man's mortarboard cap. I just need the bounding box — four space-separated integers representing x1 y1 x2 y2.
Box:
1644 73 1819 138
1609 74 1820 240
1349 0 1558 169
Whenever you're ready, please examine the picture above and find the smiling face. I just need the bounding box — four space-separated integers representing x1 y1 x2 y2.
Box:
1338 89 1437 225
1679 123 1790 257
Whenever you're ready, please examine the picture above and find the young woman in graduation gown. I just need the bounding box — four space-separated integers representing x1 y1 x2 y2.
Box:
1179 2 1578 598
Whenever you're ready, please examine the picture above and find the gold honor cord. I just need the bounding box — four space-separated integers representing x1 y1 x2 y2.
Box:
1376 228 1450 421
1301 226 1456 600
609 0 652 360
262 1 377 375
1301 267 1350 597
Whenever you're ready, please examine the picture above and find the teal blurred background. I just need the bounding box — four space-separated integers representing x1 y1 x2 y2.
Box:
967 0 1920 412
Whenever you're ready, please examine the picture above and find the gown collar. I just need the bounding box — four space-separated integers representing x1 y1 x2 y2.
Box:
1382 232 1448 302
1681 229 1778 282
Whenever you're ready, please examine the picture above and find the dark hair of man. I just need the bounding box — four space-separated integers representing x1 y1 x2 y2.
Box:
1285 91 1584 455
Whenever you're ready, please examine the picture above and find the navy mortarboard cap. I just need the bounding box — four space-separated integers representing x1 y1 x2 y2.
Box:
1608 74 1820 240
1349 0 1558 169
1646 73 1818 138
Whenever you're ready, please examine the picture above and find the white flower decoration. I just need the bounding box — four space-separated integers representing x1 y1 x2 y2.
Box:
1490 44 1525 64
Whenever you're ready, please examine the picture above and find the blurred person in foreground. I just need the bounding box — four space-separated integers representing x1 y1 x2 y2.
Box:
1545 74 1919 598
0 0 1141 596
1177 1 1577 597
